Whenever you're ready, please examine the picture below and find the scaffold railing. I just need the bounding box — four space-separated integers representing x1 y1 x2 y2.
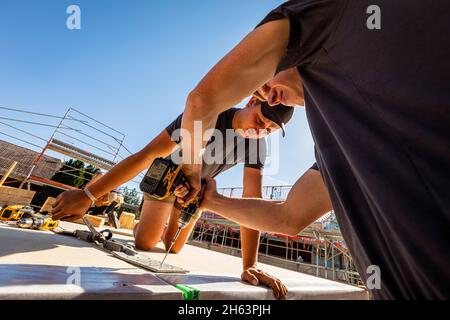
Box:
189 218 363 287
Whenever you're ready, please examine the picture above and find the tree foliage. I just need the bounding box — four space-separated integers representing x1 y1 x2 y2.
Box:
32 159 101 207
122 186 142 206
120 186 142 219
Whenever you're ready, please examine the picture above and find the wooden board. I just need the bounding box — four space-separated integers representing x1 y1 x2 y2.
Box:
70 214 105 228
40 197 56 213
0 186 35 207
0 161 17 187
111 228 135 237
119 212 135 230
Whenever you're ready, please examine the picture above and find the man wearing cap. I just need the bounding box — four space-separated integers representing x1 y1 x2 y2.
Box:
177 0 450 300
52 96 293 300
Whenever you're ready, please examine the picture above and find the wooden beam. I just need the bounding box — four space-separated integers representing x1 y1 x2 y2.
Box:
0 186 35 207
0 161 18 187
119 212 136 230
28 176 78 191
40 197 56 213
70 214 105 228
111 228 134 238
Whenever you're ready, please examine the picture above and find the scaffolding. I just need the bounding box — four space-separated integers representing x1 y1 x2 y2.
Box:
0 105 143 208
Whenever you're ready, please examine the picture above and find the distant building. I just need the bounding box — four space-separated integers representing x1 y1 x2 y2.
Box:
319 211 340 232
0 140 63 186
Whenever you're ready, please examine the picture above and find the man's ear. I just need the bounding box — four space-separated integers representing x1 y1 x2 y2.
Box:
245 96 259 108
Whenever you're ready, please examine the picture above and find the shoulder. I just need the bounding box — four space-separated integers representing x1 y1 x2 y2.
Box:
212 108 240 134
257 0 346 69
218 108 239 127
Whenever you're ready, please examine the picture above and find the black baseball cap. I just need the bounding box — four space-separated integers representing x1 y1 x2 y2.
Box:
260 101 294 137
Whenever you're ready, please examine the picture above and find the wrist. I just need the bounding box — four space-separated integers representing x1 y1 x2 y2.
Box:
83 187 96 205
182 162 202 172
206 192 224 212
243 262 258 270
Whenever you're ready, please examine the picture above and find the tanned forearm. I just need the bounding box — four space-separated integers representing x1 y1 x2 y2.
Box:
241 226 260 269
181 20 289 159
180 93 218 166
204 169 333 236
87 153 154 199
208 195 290 234
86 131 176 199
240 168 263 269
52 131 178 220
180 19 289 202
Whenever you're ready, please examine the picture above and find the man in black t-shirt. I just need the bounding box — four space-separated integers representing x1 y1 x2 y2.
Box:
52 97 294 300
178 0 450 299
139 98 291 253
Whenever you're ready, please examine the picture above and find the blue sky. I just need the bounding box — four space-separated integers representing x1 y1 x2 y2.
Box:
0 0 315 189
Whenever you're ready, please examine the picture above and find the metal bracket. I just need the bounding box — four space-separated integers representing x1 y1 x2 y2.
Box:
54 216 188 274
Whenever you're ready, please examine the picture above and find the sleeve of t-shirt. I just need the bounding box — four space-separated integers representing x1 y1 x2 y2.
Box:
310 162 319 171
255 0 345 71
165 113 183 144
244 137 266 170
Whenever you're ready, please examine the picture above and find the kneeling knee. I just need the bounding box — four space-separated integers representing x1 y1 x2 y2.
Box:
168 243 184 254
135 236 158 251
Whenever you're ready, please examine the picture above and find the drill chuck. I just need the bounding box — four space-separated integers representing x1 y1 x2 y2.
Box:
176 192 204 230
177 211 193 230
17 216 59 231
17 217 39 229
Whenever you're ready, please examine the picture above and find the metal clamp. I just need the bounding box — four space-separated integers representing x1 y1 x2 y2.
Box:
103 239 136 255
53 217 187 274
82 215 113 245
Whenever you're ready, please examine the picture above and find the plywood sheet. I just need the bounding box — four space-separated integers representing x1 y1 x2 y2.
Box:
0 221 368 300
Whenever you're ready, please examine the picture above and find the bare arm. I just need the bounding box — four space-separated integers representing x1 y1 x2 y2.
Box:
202 169 332 236
240 167 263 270
180 19 290 203
52 130 177 220
86 130 176 199
238 167 288 300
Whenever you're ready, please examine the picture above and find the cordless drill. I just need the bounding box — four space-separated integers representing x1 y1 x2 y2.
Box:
0 205 34 222
16 215 59 231
140 157 205 265
140 157 205 227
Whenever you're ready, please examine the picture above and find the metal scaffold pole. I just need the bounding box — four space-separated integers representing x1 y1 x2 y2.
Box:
19 108 70 189
316 239 320 277
324 240 328 279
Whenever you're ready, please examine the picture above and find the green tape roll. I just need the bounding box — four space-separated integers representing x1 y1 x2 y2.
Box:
175 284 200 300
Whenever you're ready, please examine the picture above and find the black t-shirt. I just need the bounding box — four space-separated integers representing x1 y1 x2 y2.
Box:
165 108 266 178
258 0 450 299
310 162 319 171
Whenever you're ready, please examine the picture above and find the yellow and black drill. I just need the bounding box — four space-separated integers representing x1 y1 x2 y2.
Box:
0 205 34 222
16 215 59 231
140 157 205 265
1 205 59 231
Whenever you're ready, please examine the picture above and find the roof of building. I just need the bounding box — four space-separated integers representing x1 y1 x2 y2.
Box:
0 140 63 181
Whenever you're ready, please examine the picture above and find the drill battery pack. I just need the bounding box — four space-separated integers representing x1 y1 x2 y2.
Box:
140 157 189 200
0 205 34 222
140 157 205 229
